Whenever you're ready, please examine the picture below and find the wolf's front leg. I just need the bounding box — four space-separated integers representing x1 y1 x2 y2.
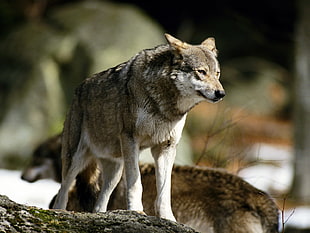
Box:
151 142 176 221
121 134 144 212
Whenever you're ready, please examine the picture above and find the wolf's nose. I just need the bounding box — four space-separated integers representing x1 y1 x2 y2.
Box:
215 90 225 99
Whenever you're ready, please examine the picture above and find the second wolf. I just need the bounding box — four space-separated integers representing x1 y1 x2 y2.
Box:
53 33 225 220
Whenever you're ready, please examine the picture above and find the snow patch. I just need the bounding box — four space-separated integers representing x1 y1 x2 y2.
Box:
239 143 294 193
0 169 59 209
283 206 310 229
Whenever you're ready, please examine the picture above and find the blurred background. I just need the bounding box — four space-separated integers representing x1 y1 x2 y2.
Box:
0 0 309 231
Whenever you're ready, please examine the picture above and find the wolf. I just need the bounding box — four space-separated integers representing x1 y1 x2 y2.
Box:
22 135 279 233
21 134 62 183
137 165 279 233
52 33 225 221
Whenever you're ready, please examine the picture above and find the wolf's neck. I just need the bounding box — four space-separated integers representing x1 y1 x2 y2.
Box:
129 45 189 121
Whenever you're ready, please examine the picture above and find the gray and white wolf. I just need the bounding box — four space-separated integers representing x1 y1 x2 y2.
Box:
52 33 225 221
22 135 279 233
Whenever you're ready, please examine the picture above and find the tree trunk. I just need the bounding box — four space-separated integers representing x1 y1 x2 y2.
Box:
0 195 197 233
292 0 310 204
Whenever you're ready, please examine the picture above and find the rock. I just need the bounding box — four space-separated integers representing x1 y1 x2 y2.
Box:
48 1 165 73
0 23 66 167
0 195 197 233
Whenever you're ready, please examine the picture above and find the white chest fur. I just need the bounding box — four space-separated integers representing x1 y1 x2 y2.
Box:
135 108 187 148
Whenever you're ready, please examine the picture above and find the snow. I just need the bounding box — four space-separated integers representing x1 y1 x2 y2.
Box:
0 169 59 209
239 143 294 194
283 206 310 229
238 143 310 230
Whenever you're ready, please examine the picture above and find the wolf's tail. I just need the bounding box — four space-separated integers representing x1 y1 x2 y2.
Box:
61 86 84 179
248 190 280 233
57 83 101 211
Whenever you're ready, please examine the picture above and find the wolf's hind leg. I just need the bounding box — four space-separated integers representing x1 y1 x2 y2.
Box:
53 150 90 209
93 158 124 212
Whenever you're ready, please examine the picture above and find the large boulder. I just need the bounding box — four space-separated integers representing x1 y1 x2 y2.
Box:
48 1 164 73
0 1 165 168
47 1 165 103
0 23 66 167
0 195 197 233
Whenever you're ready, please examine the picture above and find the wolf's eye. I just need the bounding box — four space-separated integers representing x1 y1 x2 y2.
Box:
197 69 207 75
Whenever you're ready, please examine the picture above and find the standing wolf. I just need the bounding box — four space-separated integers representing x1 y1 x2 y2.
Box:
53 33 225 221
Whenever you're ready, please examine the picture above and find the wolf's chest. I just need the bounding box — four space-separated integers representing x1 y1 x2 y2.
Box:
135 108 186 148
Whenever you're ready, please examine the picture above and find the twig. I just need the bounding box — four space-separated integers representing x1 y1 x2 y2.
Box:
195 107 238 165
281 196 295 233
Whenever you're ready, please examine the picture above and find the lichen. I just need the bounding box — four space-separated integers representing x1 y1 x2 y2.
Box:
28 208 72 231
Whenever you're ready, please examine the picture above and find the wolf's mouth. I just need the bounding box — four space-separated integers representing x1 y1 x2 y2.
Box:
197 90 222 103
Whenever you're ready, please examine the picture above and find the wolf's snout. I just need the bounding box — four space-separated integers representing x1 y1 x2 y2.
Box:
214 90 225 99
21 170 38 183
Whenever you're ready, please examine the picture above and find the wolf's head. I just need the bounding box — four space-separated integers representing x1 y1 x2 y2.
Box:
21 135 62 183
165 34 225 110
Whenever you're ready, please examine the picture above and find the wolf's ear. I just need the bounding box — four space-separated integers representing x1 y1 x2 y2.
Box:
202 37 218 56
165 33 189 51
